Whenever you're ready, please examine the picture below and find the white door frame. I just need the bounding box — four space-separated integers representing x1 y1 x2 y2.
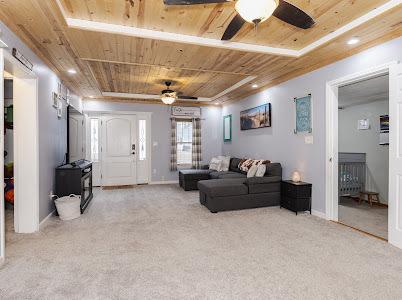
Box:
0 49 40 261
325 61 397 235
85 111 152 186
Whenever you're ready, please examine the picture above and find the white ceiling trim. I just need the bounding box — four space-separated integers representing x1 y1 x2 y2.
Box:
102 92 211 102
210 76 257 101
101 75 256 102
299 0 402 55
57 0 400 58
65 18 299 57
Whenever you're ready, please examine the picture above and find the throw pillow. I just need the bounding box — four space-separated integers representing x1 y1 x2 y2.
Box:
218 156 231 172
255 164 266 177
209 157 222 171
247 165 258 178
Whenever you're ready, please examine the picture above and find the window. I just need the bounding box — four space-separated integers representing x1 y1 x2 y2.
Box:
139 119 146 161
176 121 192 165
90 118 99 162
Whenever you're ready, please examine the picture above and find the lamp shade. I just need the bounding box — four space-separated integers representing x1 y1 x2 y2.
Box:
291 171 301 183
235 0 279 24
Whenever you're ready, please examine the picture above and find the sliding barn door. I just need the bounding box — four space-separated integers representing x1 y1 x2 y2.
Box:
389 63 402 249
101 115 137 186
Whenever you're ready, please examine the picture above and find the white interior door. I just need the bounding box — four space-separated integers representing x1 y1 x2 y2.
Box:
69 114 84 162
389 63 402 248
101 115 137 186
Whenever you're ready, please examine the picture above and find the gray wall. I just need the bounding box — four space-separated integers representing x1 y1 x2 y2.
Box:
83 100 222 182
339 100 389 202
0 21 74 221
222 36 402 214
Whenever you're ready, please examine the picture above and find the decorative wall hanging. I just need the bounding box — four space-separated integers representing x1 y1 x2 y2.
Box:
294 94 312 134
379 115 389 145
357 119 370 130
223 115 232 142
12 48 33 71
57 99 63 119
240 103 271 131
52 92 59 108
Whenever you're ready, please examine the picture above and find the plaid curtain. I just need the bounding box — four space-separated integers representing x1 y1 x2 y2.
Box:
192 118 202 169
170 118 177 171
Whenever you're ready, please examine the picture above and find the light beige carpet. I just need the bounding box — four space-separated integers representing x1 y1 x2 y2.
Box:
1 185 402 299
339 197 388 239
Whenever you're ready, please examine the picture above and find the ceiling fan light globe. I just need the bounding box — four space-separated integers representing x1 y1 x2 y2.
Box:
235 0 279 24
161 94 176 105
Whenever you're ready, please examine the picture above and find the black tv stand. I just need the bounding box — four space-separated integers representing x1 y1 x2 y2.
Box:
56 159 93 213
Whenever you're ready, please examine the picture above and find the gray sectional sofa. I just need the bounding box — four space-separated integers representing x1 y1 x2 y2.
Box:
179 157 282 213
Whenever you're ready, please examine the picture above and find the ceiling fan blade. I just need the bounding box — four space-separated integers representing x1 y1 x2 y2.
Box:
178 95 199 100
164 0 230 5
272 0 315 29
221 13 246 41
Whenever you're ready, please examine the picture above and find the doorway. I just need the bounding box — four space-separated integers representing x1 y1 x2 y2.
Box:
326 62 402 249
337 75 389 239
84 112 151 187
0 49 40 262
101 114 137 186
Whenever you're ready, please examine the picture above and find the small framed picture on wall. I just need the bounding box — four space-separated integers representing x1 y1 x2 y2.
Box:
223 115 232 142
57 99 63 119
52 92 59 108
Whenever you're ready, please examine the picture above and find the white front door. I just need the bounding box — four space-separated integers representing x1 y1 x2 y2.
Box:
101 115 137 186
69 114 85 162
389 63 402 248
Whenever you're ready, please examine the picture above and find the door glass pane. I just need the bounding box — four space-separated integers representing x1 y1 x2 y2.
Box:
139 119 146 161
90 119 99 162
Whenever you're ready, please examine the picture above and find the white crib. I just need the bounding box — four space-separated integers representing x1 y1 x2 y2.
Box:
339 152 366 197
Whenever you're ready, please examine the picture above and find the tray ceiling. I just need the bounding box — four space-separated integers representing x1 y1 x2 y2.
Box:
0 0 400 105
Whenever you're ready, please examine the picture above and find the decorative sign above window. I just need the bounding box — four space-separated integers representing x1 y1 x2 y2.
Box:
12 48 33 71
171 106 201 118
294 94 312 134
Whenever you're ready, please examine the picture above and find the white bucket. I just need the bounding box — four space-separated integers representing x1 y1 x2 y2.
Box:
55 194 81 221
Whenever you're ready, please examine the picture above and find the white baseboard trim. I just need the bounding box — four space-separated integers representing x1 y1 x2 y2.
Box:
39 209 56 229
312 209 327 220
150 180 179 185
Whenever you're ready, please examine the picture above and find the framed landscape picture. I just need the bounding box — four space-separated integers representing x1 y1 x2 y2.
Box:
240 103 271 130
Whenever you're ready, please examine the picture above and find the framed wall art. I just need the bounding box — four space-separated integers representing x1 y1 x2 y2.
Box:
223 114 232 142
294 94 312 134
240 103 271 131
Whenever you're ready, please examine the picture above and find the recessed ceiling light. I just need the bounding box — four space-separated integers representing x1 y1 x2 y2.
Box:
88 96 94 98
68 69 77 74
215 102 220 105
252 84 258 88
347 38 360 45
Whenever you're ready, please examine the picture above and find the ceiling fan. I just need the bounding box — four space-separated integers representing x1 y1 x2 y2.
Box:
161 81 198 104
163 0 315 40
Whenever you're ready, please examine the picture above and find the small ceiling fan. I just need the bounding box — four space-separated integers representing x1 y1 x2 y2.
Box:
163 0 315 40
161 81 198 104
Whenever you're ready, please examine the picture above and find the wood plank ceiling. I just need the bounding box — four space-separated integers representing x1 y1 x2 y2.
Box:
0 0 401 105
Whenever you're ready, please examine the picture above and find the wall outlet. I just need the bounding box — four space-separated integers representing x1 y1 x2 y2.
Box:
305 136 314 144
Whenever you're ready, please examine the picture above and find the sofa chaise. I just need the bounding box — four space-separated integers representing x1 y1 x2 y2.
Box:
179 157 282 213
